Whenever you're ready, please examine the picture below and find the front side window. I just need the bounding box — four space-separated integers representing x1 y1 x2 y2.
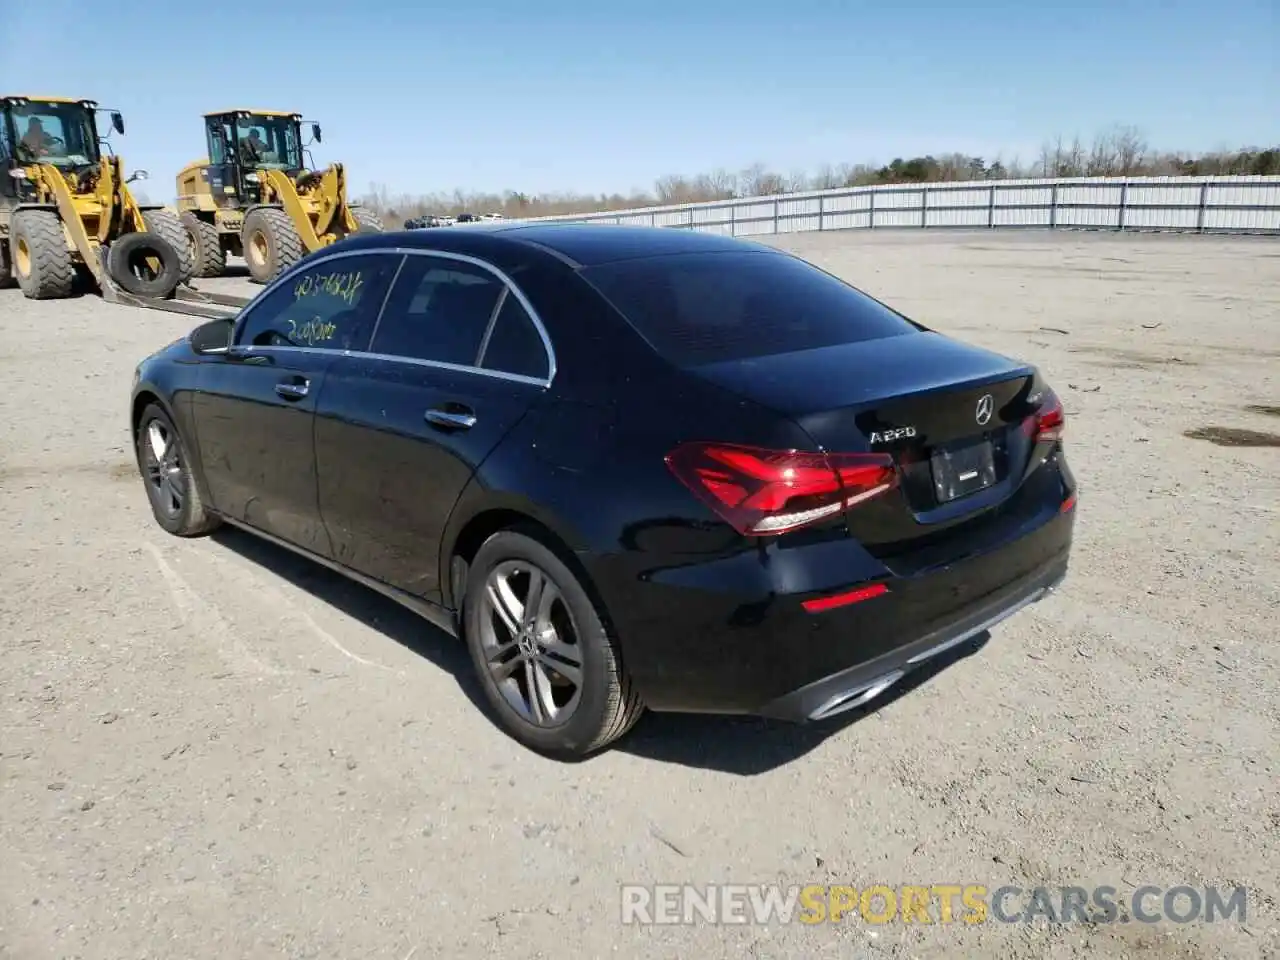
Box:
235 253 400 350
371 256 506 366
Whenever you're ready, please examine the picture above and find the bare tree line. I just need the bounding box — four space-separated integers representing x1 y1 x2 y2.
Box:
360 124 1280 222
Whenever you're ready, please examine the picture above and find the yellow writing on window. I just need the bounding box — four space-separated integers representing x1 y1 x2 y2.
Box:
293 270 364 305
288 316 339 346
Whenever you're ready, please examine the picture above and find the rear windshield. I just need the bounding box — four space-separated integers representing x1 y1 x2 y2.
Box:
580 250 919 366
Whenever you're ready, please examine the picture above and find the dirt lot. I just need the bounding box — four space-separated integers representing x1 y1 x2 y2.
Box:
1 230 1277 959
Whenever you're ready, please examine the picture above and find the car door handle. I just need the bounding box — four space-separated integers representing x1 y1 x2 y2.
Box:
275 378 309 400
424 407 477 430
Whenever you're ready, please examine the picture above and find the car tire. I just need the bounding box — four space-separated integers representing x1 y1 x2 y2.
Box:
134 402 221 537
463 529 644 758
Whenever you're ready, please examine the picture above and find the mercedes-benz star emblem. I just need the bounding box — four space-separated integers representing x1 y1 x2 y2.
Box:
975 394 994 426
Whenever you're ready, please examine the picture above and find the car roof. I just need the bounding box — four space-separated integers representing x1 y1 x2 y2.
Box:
332 221 778 268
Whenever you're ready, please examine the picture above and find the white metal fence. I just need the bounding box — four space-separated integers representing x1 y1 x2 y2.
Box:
514 176 1280 236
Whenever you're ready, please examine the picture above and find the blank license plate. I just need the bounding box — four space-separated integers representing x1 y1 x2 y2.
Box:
931 440 997 504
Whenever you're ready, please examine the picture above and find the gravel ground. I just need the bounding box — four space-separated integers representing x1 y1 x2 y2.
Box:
1 231 1277 959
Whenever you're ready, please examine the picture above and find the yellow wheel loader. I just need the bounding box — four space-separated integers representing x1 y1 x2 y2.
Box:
175 109 384 285
0 94 190 298
0 95 244 318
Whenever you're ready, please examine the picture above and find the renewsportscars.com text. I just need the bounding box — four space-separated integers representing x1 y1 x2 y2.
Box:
620 884 1248 926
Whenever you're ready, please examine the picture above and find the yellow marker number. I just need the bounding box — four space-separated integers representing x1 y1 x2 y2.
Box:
293 270 365 306
287 316 338 346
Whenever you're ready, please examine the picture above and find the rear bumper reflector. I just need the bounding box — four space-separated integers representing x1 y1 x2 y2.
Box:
801 581 889 614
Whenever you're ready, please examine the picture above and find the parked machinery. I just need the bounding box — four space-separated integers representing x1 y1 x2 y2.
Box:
175 109 384 283
0 94 191 302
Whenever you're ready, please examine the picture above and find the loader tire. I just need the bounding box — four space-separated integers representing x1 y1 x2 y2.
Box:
242 207 303 284
141 209 194 284
0 240 16 289
106 231 184 299
351 207 385 234
180 211 226 279
11 210 75 300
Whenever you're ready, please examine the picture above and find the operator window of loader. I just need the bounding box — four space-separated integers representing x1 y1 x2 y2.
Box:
236 116 302 170
12 106 95 166
238 124 274 165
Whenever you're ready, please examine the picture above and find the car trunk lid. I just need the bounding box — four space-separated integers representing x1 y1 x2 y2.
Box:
690 331 1043 553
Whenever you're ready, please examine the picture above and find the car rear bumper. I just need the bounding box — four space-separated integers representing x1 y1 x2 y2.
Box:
604 461 1075 717
755 550 1067 721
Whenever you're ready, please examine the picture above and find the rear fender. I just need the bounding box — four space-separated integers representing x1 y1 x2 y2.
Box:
438 481 592 611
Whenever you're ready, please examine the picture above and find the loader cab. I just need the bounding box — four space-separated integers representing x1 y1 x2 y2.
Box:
203 109 309 206
0 96 118 198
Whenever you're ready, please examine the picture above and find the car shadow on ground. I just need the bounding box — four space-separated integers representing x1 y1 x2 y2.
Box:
208 527 487 711
618 635 989 774
209 525 989 775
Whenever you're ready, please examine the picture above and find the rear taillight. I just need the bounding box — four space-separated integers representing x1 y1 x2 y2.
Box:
1022 389 1065 443
665 442 897 536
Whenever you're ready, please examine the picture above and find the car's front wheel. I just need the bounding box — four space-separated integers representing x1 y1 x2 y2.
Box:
135 402 221 537
463 529 644 758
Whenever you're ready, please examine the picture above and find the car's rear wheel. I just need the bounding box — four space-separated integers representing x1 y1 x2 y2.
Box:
135 402 221 537
463 530 644 757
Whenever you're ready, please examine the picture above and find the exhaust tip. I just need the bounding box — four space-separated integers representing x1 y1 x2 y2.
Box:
808 669 905 722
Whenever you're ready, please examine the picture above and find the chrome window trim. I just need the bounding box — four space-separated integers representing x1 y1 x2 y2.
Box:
229 345 552 388
474 285 509 368
231 245 557 388
364 253 408 350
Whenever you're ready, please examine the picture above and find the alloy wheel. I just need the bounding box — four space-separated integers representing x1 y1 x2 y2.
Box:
142 419 185 518
479 560 584 726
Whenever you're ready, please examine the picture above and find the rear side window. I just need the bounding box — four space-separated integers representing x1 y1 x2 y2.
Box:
372 256 504 365
580 251 919 366
479 293 549 381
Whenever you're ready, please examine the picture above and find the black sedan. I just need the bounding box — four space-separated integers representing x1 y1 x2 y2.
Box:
130 223 1076 758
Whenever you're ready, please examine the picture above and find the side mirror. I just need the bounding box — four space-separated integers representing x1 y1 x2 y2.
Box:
111 112 125 136
311 123 322 143
189 317 234 354
126 169 149 184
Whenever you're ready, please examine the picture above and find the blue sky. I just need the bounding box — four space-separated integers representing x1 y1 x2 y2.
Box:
2 0 1276 203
